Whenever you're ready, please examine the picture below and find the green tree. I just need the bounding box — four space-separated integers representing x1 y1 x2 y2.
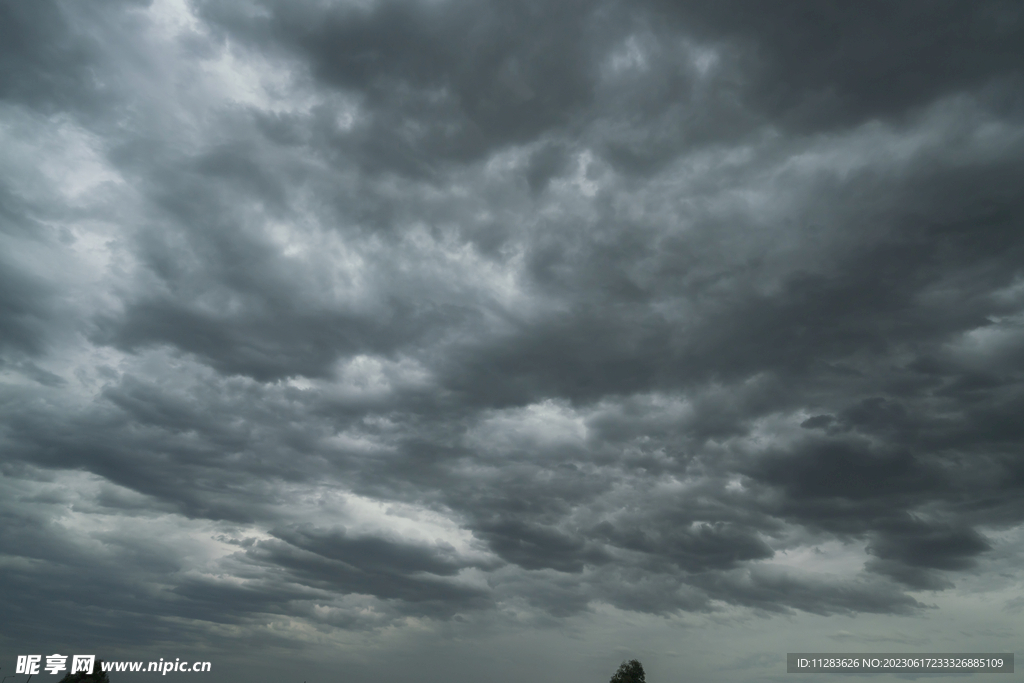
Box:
609 659 646 683
57 659 110 683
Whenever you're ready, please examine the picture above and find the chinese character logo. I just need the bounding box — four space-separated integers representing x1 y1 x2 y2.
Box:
71 655 96 674
16 655 41 675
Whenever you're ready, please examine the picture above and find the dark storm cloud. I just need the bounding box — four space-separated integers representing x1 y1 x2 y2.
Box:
524 141 574 194
2 0 1024 663
868 521 991 572
752 440 945 504
692 567 929 616
472 519 612 573
649 0 1024 130
0 487 224 646
0 0 99 110
196 0 611 168
270 524 478 577
0 258 53 356
97 299 387 381
241 536 491 616
592 520 775 573
0 0 161 123
0 485 369 653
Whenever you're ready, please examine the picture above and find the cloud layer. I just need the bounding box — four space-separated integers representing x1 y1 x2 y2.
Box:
1 0 1023 678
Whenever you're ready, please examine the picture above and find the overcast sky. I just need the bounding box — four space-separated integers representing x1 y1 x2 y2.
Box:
1 1 1023 681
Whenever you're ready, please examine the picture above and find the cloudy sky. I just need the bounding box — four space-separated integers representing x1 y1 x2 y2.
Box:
1 1 1023 681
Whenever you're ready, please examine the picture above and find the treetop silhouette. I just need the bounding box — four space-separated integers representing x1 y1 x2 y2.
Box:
609 659 646 683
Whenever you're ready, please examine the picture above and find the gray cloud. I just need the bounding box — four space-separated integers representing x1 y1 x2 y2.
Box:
1 0 1023 680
